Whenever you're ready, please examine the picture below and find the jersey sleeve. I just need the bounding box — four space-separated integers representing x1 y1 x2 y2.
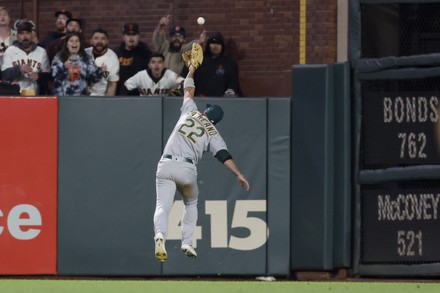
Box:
208 132 228 156
165 70 184 88
180 98 198 115
107 52 120 82
172 70 185 85
39 48 51 73
124 71 142 91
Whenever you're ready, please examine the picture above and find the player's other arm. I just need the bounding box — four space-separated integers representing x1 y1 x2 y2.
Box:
224 159 250 191
183 65 196 100
215 149 250 191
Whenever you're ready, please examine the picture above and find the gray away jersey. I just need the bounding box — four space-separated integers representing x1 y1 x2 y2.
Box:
162 98 227 164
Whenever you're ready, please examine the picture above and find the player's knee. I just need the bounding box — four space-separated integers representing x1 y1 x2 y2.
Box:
178 183 194 196
183 198 198 207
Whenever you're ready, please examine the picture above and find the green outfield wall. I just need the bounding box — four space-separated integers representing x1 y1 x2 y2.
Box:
1 96 297 277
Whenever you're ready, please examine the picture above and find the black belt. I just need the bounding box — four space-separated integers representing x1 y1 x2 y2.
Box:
163 155 193 164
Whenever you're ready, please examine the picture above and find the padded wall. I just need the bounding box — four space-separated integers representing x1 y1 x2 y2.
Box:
0 97 58 274
58 97 162 275
291 63 351 270
57 96 291 276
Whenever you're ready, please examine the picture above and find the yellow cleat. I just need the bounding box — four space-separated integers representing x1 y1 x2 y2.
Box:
154 234 167 263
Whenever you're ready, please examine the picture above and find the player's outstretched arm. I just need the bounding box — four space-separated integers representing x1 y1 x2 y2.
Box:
223 159 250 191
183 65 196 100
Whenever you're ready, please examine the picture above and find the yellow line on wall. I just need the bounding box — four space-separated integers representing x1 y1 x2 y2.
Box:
299 0 306 64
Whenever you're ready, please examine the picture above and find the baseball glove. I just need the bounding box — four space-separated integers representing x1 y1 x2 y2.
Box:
182 43 203 69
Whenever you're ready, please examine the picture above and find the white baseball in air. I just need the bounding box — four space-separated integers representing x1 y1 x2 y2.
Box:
197 17 205 25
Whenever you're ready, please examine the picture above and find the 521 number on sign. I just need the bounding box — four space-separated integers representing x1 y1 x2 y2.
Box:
167 200 268 250
397 230 423 257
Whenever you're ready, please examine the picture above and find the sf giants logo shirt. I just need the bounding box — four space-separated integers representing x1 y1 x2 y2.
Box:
1 44 50 93
2 46 49 73
124 68 183 96
85 47 120 96
119 57 133 66
67 64 81 82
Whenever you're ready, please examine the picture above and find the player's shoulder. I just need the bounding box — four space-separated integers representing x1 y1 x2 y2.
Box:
181 98 198 113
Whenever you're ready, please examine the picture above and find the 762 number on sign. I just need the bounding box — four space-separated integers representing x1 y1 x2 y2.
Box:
398 132 427 159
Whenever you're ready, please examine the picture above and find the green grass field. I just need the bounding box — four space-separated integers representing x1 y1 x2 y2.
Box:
0 279 440 293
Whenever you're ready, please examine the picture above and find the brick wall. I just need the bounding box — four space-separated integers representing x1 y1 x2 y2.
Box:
5 0 337 97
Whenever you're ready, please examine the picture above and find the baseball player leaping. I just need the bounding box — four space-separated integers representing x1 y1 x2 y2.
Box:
153 44 250 263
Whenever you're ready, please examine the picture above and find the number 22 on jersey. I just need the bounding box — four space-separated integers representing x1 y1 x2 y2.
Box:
178 118 205 144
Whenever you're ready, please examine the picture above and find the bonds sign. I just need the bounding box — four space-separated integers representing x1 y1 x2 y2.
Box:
361 91 440 169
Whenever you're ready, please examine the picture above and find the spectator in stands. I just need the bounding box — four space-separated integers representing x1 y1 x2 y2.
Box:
184 32 241 97
124 52 184 96
1 21 50 96
51 32 103 96
0 6 17 79
114 23 152 95
40 9 72 48
85 28 119 96
153 15 206 75
12 19 47 93
44 18 83 95
14 19 39 45
46 18 82 63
